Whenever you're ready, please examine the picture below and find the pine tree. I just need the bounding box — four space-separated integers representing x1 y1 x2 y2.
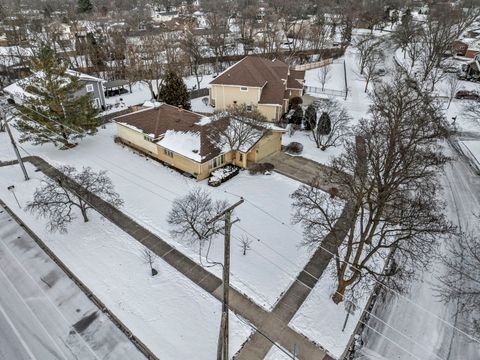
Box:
304 104 317 130
158 69 191 110
77 0 93 14
317 112 331 135
14 47 99 147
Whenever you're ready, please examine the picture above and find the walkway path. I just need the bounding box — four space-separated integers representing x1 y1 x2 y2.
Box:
2 156 335 360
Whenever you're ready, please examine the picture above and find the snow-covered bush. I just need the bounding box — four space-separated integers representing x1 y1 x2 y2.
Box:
208 165 240 187
285 142 304 154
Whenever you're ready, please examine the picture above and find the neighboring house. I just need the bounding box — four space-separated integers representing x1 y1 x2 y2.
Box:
451 40 469 56
3 69 106 109
209 56 305 122
114 102 285 180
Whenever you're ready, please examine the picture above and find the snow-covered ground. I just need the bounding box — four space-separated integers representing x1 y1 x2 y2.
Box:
0 124 314 311
359 149 480 360
281 130 344 165
289 261 368 359
104 74 215 108
0 164 252 360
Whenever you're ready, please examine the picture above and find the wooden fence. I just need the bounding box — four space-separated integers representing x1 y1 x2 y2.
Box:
293 58 333 71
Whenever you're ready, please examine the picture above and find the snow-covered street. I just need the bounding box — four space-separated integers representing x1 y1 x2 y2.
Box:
0 201 146 360
360 147 480 360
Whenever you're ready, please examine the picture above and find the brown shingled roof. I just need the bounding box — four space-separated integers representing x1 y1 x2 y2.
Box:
113 103 269 162
210 56 305 106
114 103 203 139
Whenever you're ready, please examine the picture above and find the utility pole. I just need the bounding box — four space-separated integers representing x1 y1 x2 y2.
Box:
209 199 244 360
2 108 29 181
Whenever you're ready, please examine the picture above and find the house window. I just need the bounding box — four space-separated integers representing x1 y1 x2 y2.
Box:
208 154 225 169
164 149 174 157
239 153 243 162
92 98 100 109
240 86 248 92
246 105 252 112
86 84 94 92
144 135 154 142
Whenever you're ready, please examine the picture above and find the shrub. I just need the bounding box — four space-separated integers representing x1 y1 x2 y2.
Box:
248 162 274 175
285 142 304 154
208 165 240 187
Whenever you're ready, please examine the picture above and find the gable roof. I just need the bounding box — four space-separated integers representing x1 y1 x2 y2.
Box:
209 56 305 106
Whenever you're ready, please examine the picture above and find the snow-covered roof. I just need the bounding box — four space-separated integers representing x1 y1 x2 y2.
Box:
157 130 202 162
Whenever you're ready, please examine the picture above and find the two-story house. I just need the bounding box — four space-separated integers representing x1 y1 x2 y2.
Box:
3 69 106 110
209 56 305 122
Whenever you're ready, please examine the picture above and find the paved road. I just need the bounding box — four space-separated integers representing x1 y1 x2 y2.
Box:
360 149 480 360
0 204 146 360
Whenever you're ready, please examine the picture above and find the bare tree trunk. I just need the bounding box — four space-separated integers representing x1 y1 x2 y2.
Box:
80 206 89 222
333 278 349 304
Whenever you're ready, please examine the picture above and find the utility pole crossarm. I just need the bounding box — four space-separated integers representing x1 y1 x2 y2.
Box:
207 198 244 224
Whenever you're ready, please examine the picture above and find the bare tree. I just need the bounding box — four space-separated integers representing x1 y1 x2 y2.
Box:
142 248 158 276
210 105 269 160
167 187 228 246
239 234 253 255
437 228 480 337
311 98 350 151
318 64 331 91
417 18 457 90
465 101 480 123
446 74 461 109
354 35 382 75
292 73 453 304
26 166 123 233
362 49 384 92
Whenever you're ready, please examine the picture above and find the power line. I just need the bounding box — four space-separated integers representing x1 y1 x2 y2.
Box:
8 105 480 347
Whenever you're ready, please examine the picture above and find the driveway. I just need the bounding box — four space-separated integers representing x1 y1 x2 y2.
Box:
260 152 349 195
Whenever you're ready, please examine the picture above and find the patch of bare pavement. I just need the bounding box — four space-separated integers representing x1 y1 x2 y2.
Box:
0 202 146 360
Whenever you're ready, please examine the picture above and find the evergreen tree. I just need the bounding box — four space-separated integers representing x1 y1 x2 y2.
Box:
77 0 93 14
289 106 303 126
304 104 317 130
14 47 99 147
158 69 191 110
317 112 331 135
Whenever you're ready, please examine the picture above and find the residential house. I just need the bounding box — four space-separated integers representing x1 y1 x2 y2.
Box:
114 102 285 180
209 56 305 122
451 40 469 57
3 69 106 109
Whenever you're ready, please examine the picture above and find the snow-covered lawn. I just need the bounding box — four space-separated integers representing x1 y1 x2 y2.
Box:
0 124 314 311
0 164 251 360
460 140 480 170
289 260 368 359
304 60 347 92
282 130 344 165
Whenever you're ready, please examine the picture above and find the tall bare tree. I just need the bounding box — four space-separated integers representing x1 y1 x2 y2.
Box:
292 73 453 304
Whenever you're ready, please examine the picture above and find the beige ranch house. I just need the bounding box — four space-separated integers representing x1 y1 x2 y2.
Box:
114 103 284 180
209 56 305 122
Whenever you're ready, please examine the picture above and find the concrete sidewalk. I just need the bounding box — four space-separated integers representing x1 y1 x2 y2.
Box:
2 156 333 360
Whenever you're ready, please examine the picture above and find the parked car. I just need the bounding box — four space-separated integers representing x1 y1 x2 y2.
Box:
455 90 480 100
376 68 386 76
